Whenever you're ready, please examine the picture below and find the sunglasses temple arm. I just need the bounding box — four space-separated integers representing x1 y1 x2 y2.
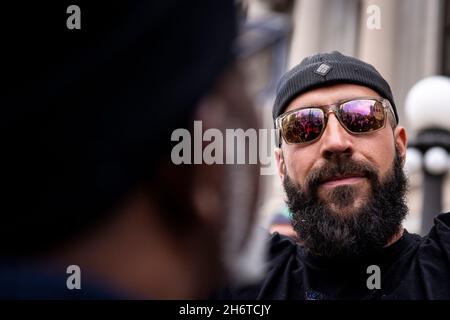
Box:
384 100 398 127
275 128 281 148
274 118 282 147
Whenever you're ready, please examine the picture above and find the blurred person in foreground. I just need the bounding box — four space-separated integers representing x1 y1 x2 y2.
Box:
217 51 450 300
0 1 265 299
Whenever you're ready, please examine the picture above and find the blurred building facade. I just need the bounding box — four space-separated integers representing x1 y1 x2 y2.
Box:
238 0 450 234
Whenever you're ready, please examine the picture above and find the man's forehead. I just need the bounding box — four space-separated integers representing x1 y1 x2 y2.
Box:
284 83 381 113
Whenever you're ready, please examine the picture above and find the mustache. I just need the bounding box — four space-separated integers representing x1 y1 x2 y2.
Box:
304 156 380 195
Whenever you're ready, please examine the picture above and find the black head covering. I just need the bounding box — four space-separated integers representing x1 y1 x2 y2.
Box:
273 51 398 123
0 1 237 254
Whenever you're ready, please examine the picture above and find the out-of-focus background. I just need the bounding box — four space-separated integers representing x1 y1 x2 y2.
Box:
236 0 450 235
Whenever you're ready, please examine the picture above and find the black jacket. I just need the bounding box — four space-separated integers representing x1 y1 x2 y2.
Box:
218 212 450 300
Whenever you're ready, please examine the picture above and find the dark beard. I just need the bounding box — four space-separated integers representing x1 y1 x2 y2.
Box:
284 147 408 259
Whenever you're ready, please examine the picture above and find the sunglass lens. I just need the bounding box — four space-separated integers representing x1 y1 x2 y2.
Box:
281 108 324 144
340 99 385 133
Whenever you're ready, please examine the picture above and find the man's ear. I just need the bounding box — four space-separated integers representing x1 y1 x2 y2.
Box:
394 126 407 166
275 147 286 180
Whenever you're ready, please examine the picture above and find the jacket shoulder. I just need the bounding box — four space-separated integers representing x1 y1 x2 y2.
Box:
419 212 450 263
212 232 300 300
267 232 298 263
429 212 450 248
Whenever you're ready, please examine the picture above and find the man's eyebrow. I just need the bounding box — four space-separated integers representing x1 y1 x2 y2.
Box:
289 96 383 111
288 102 330 111
290 98 343 110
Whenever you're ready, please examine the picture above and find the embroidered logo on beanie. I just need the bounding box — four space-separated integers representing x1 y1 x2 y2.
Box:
314 63 332 76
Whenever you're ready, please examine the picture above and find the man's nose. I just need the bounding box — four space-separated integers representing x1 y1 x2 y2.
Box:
319 112 354 159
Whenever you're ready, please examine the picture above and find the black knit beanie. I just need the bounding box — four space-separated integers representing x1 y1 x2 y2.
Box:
273 51 398 123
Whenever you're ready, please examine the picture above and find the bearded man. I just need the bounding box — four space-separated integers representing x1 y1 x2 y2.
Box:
217 51 450 300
